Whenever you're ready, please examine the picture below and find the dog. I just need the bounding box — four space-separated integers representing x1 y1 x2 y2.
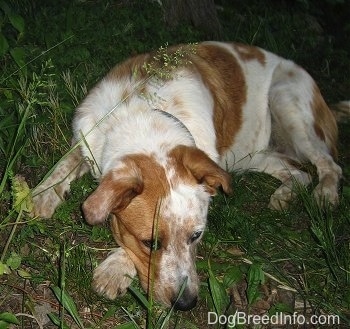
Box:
32 41 343 311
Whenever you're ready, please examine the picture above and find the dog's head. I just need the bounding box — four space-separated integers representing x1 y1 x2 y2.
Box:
83 145 231 310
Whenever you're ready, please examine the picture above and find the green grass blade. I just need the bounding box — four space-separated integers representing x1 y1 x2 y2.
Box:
47 313 70 329
208 268 229 314
0 312 20 325
223 266 243 287
121 307 141 329
51 286 85 329
0 98 30 194
246 263 264 305
128 285 151 310
96 305 118 326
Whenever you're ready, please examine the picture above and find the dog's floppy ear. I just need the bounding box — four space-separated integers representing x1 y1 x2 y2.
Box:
172 145 232 196
82 162 143 225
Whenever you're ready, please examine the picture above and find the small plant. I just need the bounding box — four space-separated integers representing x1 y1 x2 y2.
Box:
142 43 197 80
207 258 265 314
0 59 67 195
0 251 21 276
0 312 20 329
246 263 265 306
0 174 32 274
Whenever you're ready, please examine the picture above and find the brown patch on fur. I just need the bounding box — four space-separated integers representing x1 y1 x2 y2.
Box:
168 145 232 195
107 154 171 291
102 43 247 155
233 43 266 66
172 96 183 110
311 84 338 159
82 161 144 225
189 44 247 155
106 53 151 82
104 54 152 104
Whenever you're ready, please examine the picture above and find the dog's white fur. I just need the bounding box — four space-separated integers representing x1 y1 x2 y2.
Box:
32 41 342 310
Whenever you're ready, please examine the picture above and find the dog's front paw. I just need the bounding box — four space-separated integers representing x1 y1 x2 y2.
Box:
93 248 137 299
31 185 63 218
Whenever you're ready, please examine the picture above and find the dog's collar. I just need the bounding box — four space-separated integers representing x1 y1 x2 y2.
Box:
153 109 196 145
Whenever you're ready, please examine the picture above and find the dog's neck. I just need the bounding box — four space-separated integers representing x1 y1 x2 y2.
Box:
153 108 196 146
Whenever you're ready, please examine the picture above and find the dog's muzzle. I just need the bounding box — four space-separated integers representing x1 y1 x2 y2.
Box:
171 287 198 311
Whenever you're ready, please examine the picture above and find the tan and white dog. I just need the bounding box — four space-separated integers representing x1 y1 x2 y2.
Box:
32 42 343 311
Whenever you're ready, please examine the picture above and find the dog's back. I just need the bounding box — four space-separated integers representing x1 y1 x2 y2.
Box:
71 41 341 210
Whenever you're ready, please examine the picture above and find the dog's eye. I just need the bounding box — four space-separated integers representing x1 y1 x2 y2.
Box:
142 239 162 251
189 231 203 244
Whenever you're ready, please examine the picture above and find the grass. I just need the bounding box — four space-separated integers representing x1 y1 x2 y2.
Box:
1 0 350 328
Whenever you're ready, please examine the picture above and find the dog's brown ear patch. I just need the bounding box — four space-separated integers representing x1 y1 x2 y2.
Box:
171 145 232 196
82 164 143 225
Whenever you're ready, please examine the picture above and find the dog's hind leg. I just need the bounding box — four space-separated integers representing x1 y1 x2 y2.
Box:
241 151 312 210
267 61 342 208
32 146 89 218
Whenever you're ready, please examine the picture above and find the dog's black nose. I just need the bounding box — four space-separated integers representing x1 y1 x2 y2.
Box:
172 292 198 311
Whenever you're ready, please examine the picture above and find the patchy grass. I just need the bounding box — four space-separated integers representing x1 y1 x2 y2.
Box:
1 0 350 328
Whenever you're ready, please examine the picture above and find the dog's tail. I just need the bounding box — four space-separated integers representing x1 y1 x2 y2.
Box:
330 100 350 122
